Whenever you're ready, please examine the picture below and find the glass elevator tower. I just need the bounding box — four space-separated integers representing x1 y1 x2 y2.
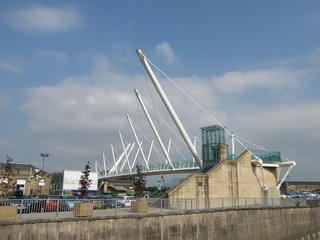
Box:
201 125 228 172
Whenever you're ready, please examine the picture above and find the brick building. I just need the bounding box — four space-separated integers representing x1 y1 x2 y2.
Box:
0 163 51 196
280 181 320 192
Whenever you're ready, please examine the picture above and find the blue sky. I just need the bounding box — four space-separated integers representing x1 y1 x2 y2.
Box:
0 1 320 183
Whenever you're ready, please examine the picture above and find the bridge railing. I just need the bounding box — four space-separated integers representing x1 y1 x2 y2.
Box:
99 161 200 178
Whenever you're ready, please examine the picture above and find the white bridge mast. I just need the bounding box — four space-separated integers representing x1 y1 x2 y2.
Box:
134 89 175 169
136 49 202 168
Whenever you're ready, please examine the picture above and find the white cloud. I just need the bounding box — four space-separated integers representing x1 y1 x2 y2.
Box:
155 42 177 64
0 59 24 73
18 51 320 181
232 101 320 140
4 6 82 34
37 50 69 64
212 68 309 94
21 55 139 157
19 54 215 170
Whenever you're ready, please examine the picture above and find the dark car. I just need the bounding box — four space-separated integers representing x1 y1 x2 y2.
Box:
101 196 125 208
8 195 33 213
27 195 63 212
84 196 105 209
31 194 48 199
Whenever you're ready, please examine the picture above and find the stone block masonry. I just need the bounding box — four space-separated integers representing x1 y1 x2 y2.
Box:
0 206 319 240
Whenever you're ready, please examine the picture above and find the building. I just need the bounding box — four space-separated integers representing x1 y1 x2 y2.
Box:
280 181 320 192
166 150 281 200
102 179 134 194
0 163 52 196
165 125 294 206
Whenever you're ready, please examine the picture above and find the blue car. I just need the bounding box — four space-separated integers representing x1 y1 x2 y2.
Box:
60 195 81 211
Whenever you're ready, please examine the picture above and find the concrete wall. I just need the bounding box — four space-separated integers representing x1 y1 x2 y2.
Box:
166 150 281 200
1 207 320 240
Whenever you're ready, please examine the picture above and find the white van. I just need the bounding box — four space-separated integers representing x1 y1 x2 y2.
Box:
117 195 134 207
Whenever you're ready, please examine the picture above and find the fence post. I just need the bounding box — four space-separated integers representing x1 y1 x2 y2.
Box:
19 199 24 220
160 199 162 214
56 199 59 219
18 199 23 220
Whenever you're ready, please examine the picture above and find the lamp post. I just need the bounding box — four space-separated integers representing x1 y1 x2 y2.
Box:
161 175 164 188
40 153 49 170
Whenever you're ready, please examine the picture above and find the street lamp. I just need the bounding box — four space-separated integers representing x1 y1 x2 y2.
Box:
40 153 49 170
161 175 164 188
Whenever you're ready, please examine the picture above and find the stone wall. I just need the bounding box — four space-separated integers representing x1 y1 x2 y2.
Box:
0 167 51 196
166 150 281 200
0 207 319 240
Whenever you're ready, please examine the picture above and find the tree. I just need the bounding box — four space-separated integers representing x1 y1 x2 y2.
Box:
78 161 92 198
51 172 63 191
132 164 147 198
0 156 16 198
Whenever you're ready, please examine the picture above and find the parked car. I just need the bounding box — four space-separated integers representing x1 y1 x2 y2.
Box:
27 195 63 212
101 196 125 208
116 195 134 207
280 194 287 199
31 194 48 199
84 196 105 209
8 195 33 213
60 195 81 211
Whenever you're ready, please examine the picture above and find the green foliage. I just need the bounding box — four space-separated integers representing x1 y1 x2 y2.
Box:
51 172 63 191
51 172 63 185
132 165 146 198
79 161 92 198
0 156 16 198
146 186 158 193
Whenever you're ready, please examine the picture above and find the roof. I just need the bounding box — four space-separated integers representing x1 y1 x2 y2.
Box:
200 125 225 130
285 181 320 185
0 163 50 174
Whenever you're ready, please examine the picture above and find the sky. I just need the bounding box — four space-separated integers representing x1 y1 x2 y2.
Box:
0 1 320 184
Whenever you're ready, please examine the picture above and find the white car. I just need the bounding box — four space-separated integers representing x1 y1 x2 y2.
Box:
117 196 134 207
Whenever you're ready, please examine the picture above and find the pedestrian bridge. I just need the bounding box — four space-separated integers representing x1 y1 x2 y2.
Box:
96 49 295 184
98 160 200 180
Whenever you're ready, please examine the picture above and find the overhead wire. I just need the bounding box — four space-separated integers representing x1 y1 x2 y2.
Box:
144 55 233 137
143 55 291 162
142 62 166 143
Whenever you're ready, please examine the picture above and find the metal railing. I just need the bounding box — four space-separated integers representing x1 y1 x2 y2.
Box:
99 160 200 178
157 197 307 211
0 197 310 221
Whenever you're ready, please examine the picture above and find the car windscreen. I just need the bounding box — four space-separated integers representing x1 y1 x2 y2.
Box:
48 196 62 200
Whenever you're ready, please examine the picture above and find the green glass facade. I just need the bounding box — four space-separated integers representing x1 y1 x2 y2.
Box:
201 125 226 172
250 149 281 162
